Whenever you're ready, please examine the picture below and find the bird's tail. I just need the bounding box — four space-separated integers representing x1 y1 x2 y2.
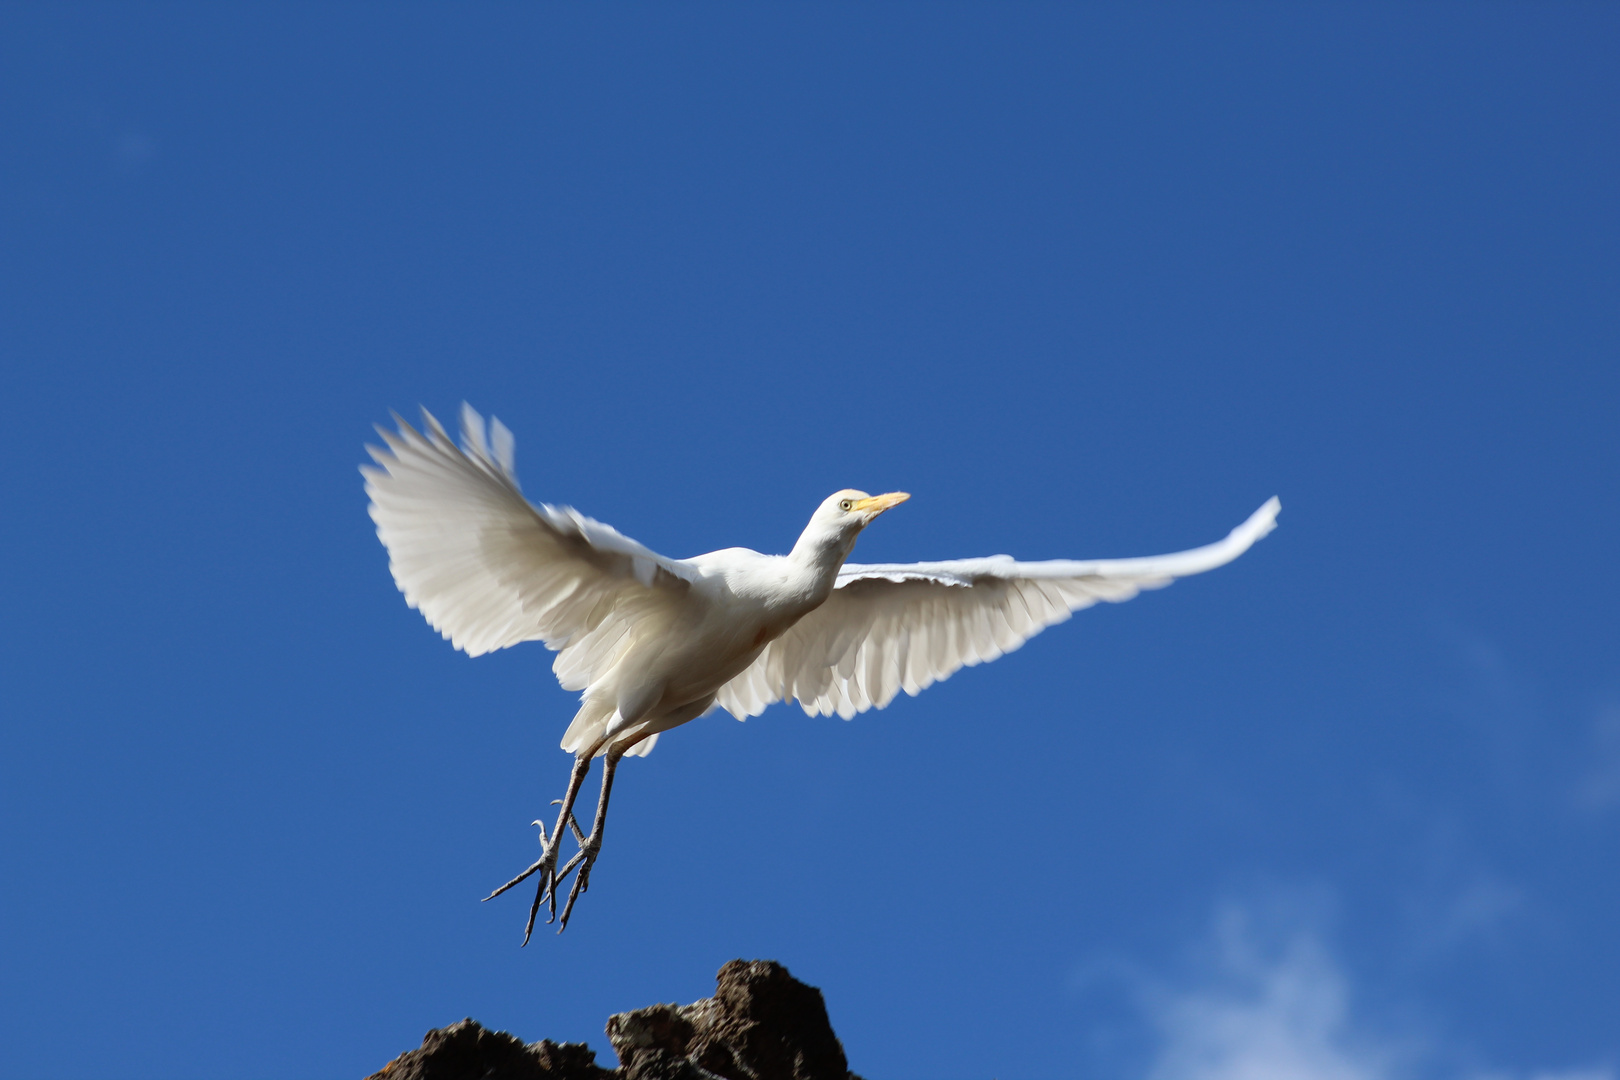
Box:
560 697 616 756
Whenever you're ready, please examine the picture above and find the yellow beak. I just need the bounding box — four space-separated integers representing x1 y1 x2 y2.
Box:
852 491 910 515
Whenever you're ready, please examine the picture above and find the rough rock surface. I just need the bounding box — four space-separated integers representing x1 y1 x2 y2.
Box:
365 1018 611 1080
367 960 862 1080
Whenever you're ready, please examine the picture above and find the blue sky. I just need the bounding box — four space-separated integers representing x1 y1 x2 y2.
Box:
1 6 1617 1079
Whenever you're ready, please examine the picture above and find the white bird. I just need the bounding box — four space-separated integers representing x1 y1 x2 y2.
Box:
363 404 1279 939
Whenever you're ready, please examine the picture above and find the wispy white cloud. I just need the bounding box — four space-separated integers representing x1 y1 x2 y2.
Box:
1125 895 1612 1080
1141 903 1396 1080
1401 872 1524 961
1574 702 1620 812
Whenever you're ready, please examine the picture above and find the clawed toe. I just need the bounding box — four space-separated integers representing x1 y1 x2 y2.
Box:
557 842 600 930
482 856 546 903
483 805 577 905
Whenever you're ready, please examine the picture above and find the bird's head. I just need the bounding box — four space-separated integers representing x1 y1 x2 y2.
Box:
799 488 909 552
826 489 910 526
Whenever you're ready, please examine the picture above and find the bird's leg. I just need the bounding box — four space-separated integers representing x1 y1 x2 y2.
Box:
528 752 596 939
554 743 634 931
481 748 599 945
557 799 587 845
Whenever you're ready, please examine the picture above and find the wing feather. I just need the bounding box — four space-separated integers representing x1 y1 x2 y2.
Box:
713 498 1279 720
362 405 694 680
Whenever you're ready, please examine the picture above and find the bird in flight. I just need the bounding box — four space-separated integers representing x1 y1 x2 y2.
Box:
363 405 1279 941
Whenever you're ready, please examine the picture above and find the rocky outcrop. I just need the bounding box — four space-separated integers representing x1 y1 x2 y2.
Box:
364 1020 611 1080
367 960 862 1080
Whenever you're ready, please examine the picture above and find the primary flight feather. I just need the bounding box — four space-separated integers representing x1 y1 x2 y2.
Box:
364 404 1279 939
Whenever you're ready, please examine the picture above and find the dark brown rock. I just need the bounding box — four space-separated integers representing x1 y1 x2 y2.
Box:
366 961 861 1080
608 960 856 1080
366 1018 613 1080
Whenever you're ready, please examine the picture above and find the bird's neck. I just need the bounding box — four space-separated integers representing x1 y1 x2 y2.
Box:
785 529 854 606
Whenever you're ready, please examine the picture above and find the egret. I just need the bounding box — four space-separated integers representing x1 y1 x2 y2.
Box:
363 405 1279 940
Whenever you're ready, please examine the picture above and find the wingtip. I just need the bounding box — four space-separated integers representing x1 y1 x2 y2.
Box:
1210 497 1282 558
1242 496 1282 542
459 401 487 458
419 406 452 444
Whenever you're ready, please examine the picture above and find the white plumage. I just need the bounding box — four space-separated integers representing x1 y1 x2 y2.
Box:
363 404 1279 937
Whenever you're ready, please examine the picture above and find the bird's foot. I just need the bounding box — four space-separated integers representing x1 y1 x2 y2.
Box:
552 834 602 931
482 802 584 944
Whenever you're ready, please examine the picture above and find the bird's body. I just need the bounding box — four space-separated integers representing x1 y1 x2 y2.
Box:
363 404 1279 938
557 547 815 759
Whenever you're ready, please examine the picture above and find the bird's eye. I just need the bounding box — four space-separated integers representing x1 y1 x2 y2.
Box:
839 499 853 512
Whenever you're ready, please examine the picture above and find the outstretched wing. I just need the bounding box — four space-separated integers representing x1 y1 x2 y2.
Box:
715 498 1280 720
362 405 695 688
